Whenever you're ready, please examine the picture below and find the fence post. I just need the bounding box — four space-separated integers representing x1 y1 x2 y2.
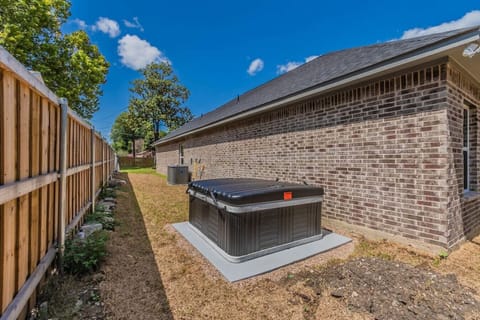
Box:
91 127 96 213
57 98 68 272
115 154 119 172
102 142 105 186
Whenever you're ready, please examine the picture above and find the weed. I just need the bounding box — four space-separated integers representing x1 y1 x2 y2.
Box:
89 291 101 302
432 250 449 267
439 250 449 259
64 230 109 275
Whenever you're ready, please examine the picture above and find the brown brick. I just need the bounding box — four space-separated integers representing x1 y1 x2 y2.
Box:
156 60 480 250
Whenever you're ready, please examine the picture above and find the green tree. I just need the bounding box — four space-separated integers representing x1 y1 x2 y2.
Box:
0 0 109 119
129 62 193 141
111 111 145 158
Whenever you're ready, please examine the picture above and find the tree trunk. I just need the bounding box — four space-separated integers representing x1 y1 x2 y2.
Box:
154 120 160 142
132 139 136 166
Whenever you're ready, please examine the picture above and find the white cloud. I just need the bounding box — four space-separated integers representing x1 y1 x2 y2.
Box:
277 61 301 74
71 18 87 29
401 11 480 39
277 55 318 74
123 17 144 32
118 34 169 70
93 17 121 38
247 58 264 76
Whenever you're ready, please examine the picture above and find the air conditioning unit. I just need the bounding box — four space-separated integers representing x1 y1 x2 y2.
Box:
167 165 189 185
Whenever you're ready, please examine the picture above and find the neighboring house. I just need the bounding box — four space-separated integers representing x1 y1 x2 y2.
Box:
153 27 480 251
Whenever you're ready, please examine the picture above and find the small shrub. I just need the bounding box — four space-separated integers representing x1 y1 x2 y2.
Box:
64 230 109 275
100 187 116 199
85 210 115 230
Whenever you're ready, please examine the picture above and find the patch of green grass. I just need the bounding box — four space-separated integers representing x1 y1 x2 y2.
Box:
119 167 165 176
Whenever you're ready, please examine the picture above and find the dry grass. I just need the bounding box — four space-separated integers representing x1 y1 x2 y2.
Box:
99 172 480 320
440 238 480 296
346 233 480 298
99 176 173 319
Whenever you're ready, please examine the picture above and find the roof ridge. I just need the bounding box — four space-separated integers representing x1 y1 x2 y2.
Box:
235 26 480 99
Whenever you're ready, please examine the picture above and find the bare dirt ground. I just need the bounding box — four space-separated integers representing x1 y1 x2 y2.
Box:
282 257 478 319
94 172 480 320
36 273 105 319
37 171 480 319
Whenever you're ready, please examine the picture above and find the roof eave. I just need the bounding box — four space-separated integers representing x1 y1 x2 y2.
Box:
153 28 480 147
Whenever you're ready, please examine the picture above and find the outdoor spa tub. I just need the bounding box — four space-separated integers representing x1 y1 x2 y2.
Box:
187 178 324 262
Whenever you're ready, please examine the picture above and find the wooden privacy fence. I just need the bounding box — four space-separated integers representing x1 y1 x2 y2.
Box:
118 156 154 169
0 47 115 319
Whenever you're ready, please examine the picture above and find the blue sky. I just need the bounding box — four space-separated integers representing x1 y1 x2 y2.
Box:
66 0 480 139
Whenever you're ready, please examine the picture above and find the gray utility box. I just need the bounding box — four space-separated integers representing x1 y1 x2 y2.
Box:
167 165 189 185
187 178 324 262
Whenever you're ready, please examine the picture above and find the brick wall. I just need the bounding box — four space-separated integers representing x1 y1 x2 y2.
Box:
445 60 480 247
156 59 480 249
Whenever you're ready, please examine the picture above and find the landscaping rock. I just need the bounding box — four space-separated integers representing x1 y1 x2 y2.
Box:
97 202 115 211
99 208 113 214
109 179 126 187
74 299 83 313
38 301 48 318
103 216 114 223
102 201 116 207
98 200 115 208
81 223 103 238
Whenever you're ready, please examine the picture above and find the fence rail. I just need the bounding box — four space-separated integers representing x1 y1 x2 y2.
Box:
0 46 115 319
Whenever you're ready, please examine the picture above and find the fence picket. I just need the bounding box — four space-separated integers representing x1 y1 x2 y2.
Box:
1 71 17 313
16 82 30 291
0 46 115 319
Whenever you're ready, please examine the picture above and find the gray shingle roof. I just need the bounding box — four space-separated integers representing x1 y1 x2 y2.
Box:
156 26 479 145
